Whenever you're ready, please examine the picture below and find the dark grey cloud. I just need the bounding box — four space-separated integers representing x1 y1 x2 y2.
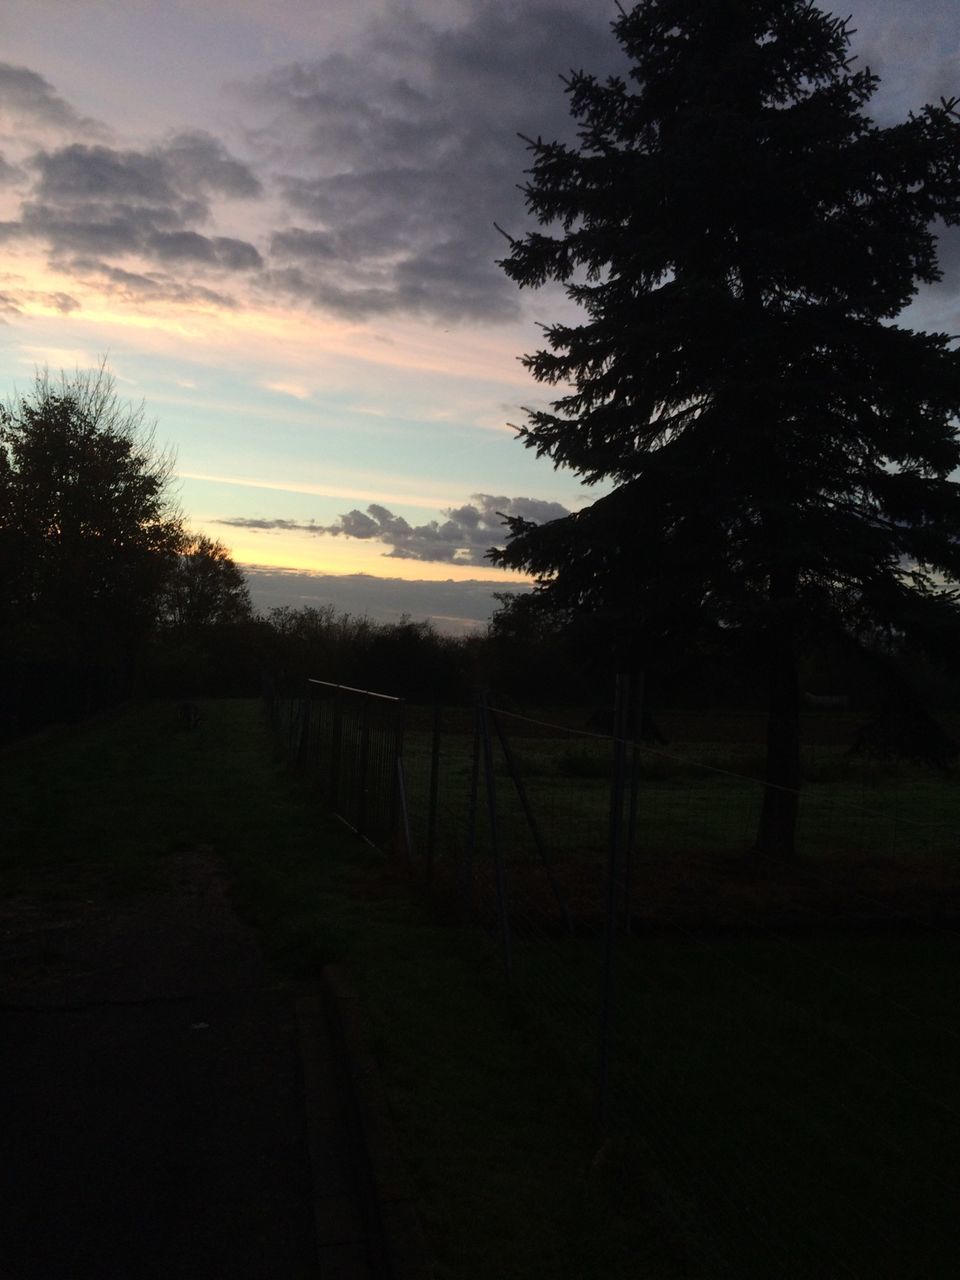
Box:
34 143 181 204
270 227 337 260
0 62 90 131
16 199 180 255
32 133 260 206
219 493 570 565
241 565 528 634
148 230 262 269
159 130 262 200
3 131 263 283
245 0 623 322
245 0 959 324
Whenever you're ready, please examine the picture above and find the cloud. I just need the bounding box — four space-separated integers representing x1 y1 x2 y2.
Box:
218 493 570 564
67 258 240 309
33 143 181 205
244 0 623 322
261 379 312 399
0 62 91 132
31 133 261 207
159 130 263 200
0 286 80 316
46 290 79 313
16 200 180 256
241 565 528 634
148 230 262 269
219 517 312 531
932 223 960 293
269 226 337 260
0 153 21 185
2 129 263 290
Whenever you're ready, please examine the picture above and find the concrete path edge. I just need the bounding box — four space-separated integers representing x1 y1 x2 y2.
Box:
300 965 436 1280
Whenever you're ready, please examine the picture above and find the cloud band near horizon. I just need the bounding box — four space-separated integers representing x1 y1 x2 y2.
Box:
217 493 570 565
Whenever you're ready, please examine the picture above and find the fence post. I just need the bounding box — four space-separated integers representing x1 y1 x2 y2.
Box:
490 705 572 933
295 686 311 771
461 698 482 922
357 692 372 840
393 698 414 865
480 692 512 976
330 685 343 812
396 756 415 864
598 673 629 1130
426 703 442 882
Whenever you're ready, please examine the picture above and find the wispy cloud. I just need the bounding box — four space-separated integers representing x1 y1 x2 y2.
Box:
177 470 464 508
261 378 312 399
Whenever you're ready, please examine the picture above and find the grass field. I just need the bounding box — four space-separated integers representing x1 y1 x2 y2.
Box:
401 704 960 858
1 700 687 1279
507 929 960 1278
389 703 960 947
6 698 960 1277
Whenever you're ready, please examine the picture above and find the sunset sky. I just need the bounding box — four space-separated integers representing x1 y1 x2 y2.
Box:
1 0 957 631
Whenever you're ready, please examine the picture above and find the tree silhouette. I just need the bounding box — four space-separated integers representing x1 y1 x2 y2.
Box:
160 534 252 631
494 0 960 856
1 365 182 724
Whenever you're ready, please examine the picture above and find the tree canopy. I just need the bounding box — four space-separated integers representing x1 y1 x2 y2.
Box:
493 0 960 854
0 365 183 724
160 534 253 631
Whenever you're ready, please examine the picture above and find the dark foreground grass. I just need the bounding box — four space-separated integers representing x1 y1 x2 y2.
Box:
1 699 690 1280
510 929 960 1278
6 699 960 1277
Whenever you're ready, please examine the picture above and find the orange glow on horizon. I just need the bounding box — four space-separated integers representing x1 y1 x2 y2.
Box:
201 528 527 583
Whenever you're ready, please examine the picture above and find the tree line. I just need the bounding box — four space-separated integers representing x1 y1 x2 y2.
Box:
0 363 605 732
1 347 952 736
0 365 252 736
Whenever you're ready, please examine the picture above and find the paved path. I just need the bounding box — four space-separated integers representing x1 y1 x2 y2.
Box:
0 853 386 1279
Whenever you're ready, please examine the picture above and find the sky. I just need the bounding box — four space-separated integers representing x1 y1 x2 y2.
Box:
0 0 958 633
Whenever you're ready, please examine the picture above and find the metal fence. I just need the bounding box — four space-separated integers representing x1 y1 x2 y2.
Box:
266 677 411 855
268 675 960 1278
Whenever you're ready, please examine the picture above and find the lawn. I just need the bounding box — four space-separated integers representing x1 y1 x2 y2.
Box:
6 698 960 1278
1 700 689 1279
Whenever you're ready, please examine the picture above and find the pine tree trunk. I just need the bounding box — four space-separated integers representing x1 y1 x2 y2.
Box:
755 613 801 859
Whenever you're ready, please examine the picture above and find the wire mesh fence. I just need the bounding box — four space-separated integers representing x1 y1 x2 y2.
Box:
268 675 960 1277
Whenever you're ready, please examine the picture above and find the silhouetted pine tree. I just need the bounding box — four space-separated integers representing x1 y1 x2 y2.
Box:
494 0 960 856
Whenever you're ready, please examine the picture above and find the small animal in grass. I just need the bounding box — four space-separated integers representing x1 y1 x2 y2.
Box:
177 701 201 730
